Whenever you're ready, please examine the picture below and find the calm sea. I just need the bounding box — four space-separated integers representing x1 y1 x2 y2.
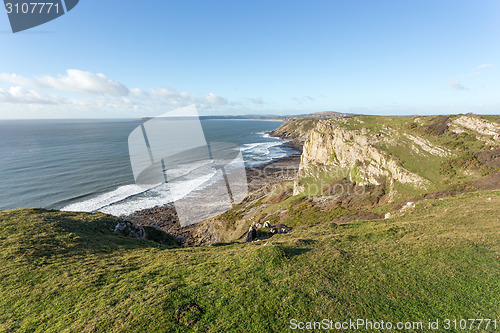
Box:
0 119 296 215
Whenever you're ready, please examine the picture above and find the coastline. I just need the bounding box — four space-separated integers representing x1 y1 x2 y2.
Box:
204 118 285 122
126 138 302 246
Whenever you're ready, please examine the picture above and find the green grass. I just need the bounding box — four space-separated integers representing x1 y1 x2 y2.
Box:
1 191 499 332
296 165 354 197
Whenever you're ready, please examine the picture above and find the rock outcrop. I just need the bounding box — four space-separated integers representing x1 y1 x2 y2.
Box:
296 119 431 199
452 116 500 138
113 219 181 246
270 118 318 141
451 115 500 144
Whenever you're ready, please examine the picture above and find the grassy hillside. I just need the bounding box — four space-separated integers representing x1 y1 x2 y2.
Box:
287 115 499 205
1 191 499 332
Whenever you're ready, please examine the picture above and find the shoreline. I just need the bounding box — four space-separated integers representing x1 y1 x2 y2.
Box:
126 138 302 246
204 118 285 122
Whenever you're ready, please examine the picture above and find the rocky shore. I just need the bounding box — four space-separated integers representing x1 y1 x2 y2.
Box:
125 138 302 246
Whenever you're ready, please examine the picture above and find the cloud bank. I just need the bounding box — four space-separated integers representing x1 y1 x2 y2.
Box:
0 70 230 115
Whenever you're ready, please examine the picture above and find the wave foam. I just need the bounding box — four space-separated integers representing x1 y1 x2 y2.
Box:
62 171 216 216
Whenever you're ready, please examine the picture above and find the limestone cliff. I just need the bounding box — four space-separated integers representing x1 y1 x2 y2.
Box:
451 115 500 145
295 119 430 200
270 118 318 141
212 114 499 244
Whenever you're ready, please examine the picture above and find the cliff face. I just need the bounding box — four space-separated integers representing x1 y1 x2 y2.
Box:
295 119 430 199
270 118 318 141
211 114 498 245
285 114 500 200
451 115 500 145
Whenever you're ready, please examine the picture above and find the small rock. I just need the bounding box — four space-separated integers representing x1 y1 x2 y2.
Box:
113 220 145 239
384 212 391 219
400 201 416 213
263 221 272 228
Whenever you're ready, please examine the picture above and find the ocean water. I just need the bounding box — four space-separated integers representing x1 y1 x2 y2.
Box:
0 119 297 215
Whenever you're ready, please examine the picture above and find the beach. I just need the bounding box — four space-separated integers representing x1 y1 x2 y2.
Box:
126 139 302 246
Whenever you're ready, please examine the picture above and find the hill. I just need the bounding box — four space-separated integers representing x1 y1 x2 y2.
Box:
1 113 499 332
1 191 499 332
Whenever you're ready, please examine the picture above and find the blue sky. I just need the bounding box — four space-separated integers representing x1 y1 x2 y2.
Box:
0 0 499 118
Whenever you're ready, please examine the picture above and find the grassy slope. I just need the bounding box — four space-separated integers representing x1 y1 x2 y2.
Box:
297 115 499 203
1 191 499 332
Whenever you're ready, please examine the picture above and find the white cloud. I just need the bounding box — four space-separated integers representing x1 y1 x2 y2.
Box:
469 64 495 77
0 86 64 104
130 88 150 98
150 89 227 106
449 79 466 90
0 70 233 116
292 95 316 104
0 70 129 96
150 87 196 106
0 73 41 87
476 64 494 70
449 63 495 89
204 93 227 105
39 70 129 96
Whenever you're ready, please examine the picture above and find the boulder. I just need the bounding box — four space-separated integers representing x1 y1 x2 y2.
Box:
114 220 145 239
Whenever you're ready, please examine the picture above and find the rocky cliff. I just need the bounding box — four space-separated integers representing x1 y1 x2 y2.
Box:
295 119 431 200
207 114 499 244
275 115 500 201
270 118 318 141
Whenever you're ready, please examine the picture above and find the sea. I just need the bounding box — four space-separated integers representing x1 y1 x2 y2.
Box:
0 119 297 216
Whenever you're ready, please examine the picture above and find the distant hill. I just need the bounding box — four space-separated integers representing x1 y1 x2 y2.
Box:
137 111 357 122
307 110 356 117
137 115 286 122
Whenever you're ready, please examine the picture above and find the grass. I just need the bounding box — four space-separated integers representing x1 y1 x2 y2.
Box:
1 190 499 332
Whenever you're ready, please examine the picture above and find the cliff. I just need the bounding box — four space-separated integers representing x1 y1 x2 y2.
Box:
272 114 499 201
296 119 431 200
269 118 318 141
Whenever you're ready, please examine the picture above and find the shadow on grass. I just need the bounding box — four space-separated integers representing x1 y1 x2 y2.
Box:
283 246 311 258
2 209 178 263
210 241 240 247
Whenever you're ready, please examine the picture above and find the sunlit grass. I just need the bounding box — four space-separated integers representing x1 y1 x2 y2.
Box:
1 191 499 332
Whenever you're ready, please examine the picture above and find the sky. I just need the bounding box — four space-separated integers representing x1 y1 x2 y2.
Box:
0 0 499 119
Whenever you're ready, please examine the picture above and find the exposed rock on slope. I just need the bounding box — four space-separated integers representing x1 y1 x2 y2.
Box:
451 115 500 143
296 119 431 199
403 133 452 157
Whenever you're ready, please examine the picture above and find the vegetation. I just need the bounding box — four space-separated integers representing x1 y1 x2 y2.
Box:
1 114 498 332
296 114 498 199
1 191 499 332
